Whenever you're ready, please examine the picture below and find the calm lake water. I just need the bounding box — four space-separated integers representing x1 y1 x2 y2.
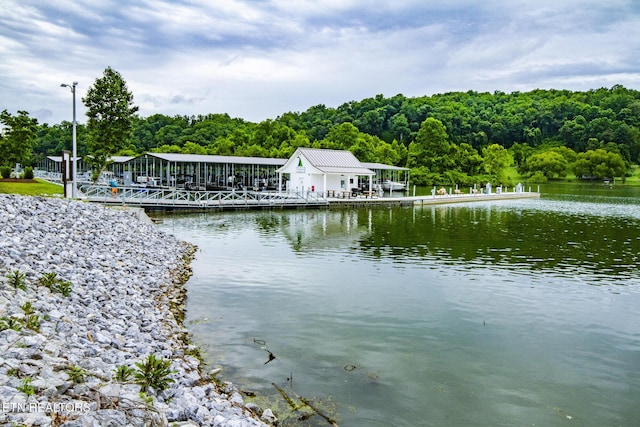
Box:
157 183 640 426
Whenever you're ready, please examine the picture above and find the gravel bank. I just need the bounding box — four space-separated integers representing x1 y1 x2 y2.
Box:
0 195 273 427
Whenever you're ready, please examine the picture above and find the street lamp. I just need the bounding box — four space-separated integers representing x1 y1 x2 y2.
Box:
60 82 78 198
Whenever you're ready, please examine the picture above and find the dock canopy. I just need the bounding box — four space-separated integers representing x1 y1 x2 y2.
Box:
277 147 376 195
125 152 285 190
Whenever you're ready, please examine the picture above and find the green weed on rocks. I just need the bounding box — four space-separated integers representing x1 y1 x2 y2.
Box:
17 378 35 397
134 354 174 393
66 366 88 384
0 316 23 332
7 270 27 291
37 272 73 297
113 365 135 382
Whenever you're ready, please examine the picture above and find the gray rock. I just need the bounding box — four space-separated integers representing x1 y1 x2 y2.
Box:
260 408 277 424
0 196 269 427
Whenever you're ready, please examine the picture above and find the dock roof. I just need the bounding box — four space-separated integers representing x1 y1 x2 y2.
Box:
47 155 133 163
143 152 286 166
285 147 376 175
362 162 410 171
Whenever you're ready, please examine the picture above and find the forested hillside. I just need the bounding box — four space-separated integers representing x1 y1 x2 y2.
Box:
30 85 640 185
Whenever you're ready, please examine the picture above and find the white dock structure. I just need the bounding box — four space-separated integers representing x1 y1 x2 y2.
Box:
38 149 539 210
78 183 539 210
79 184 329 209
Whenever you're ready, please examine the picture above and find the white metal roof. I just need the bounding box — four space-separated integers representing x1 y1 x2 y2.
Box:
361 162 410 171
45 151 404 172
294 148 375 175
144 152 286 166
46 155 133 163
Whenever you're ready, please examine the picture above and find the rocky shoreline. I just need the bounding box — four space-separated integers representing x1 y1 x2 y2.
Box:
0 195 274 426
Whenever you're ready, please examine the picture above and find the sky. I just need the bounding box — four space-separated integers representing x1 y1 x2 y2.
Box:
2 0 640 126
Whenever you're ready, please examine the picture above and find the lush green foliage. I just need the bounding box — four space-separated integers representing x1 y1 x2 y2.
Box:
83 67 139 179
0 166 10 178
573 149 626 179
482 144 512 182
0 110 38 167
4 84 639 185
23 166 34 179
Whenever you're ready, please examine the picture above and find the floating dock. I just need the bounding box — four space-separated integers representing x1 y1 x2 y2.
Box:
80 184 540 211
329 191 540 207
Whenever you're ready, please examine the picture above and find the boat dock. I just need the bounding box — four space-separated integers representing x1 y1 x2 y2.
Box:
80 184 540 211
329 190 540 207
80 185 329 210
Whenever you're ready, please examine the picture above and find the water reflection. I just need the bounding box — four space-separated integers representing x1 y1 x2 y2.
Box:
163 197 640 285
157 192 640 426
274 210 369 252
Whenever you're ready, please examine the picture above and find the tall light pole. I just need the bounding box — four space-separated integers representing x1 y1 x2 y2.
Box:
61 82 78 198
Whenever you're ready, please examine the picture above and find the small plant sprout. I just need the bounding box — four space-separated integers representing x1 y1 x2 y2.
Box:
134 354 174 393
20 301 35 315
56 280 73 297
114 365 135 382
139 391 153 405
37 272 72 297
66 366 88 384
7 270 27 291
0 316 23 332
24 314 40 332
38 272 59 289
17 378 35 397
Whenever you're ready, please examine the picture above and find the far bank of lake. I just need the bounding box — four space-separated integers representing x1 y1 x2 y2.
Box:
158 182 640 426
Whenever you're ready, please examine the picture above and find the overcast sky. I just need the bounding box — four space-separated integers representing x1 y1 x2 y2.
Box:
2 0 640 126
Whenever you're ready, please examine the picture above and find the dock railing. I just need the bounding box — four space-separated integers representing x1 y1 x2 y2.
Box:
79 184 329 209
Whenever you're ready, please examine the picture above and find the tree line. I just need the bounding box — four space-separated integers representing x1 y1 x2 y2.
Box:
2 66 639 185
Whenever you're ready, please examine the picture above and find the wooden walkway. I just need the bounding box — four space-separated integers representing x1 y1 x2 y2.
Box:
79 184 540 210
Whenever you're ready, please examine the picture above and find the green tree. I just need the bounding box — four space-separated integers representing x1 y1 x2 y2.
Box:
510 142 533 167
548 146 577 164
151 144 182 153
374 140 401 165
83 67 139 179
407 117 450 171
181 141 207 154
389 113 411 143
573 149 626 179
0 110 38 167
453 143 483 176
325 122 361 150
207 137 235 155
154 124 185 147
482 143 511 181
522 151 569 179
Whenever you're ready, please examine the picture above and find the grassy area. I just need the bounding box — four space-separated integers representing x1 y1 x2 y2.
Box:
0 179 64 196
504 166 524 183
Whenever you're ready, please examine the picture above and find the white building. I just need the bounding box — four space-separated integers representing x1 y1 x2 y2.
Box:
277 147 376 196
